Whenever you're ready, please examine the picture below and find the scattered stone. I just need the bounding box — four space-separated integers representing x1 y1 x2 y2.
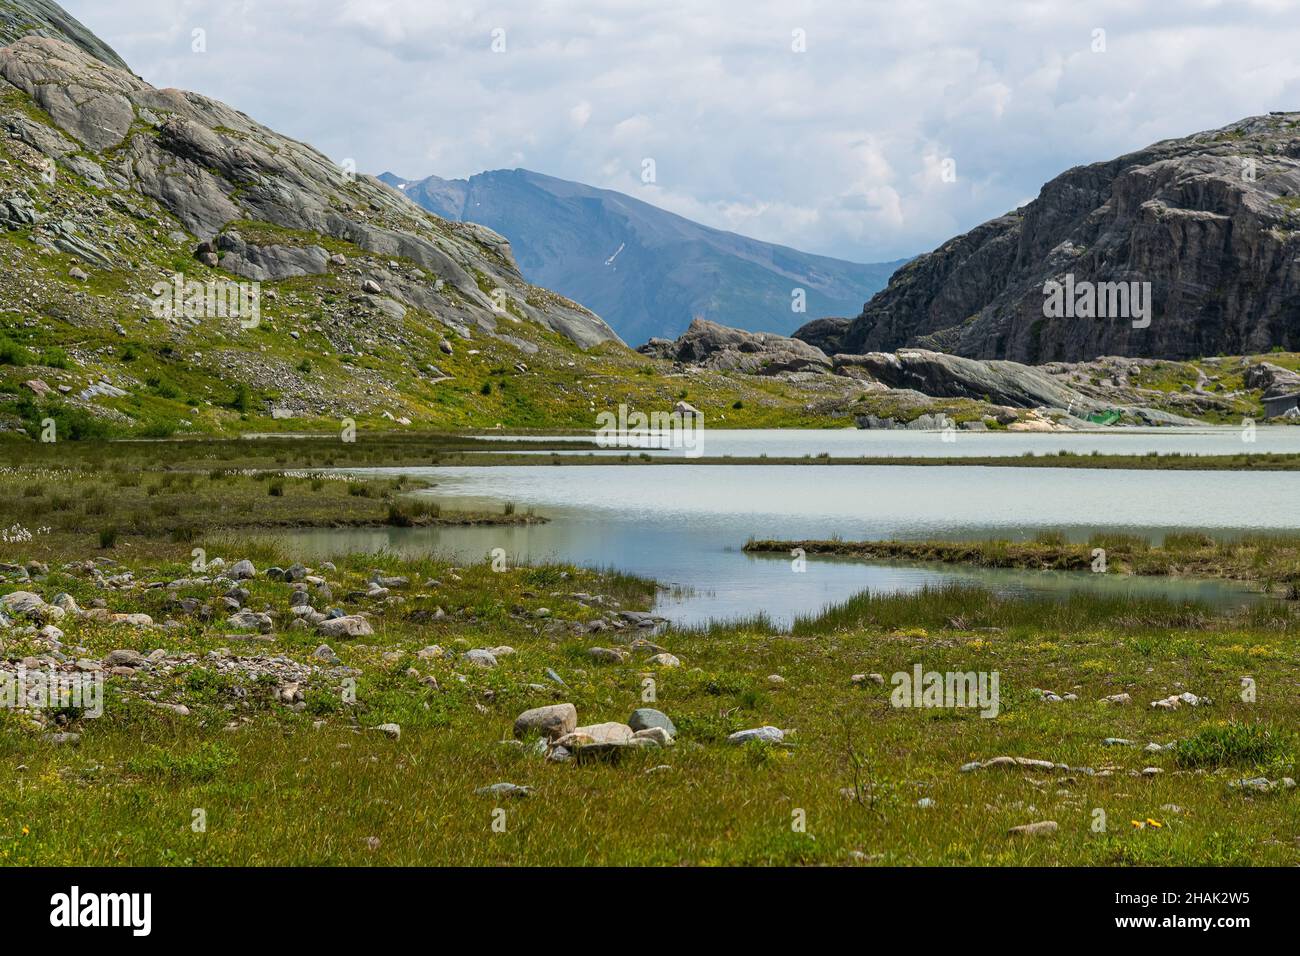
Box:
1229 776 1295 793
631 727 674 747
563 722 633 747
461 648 498 668
727 726 786 745
960 756 1067 772
317 615 373 639
628 708 676 736
475 782 533 798
1150 692 1208 710
103 648 147 668
228 559 257 580
513 703 577 741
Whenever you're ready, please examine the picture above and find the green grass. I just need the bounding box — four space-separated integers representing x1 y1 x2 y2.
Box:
1 534 1298 866
746 534 1300 596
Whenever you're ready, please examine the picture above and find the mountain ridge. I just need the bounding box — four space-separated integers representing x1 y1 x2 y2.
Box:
0 0 126 69
797 112 1300 364
382 167 906 344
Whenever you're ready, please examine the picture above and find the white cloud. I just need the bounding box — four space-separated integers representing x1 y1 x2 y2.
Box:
569 100 592 129
61 0 1300 262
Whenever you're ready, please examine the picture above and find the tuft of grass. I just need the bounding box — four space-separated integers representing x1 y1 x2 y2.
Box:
1173 723 1294 769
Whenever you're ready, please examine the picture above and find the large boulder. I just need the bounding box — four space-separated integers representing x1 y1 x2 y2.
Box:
640 318 831 375
513 703 578 741
849 349 1092 411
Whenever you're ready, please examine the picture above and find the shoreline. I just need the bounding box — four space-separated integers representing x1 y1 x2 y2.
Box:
744 536 1300 596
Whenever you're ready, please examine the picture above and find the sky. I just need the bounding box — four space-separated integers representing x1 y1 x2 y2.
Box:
60 0 1300 264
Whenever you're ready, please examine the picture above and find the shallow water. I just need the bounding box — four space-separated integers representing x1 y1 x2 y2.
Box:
276 463 1288 629
474 425 1300 458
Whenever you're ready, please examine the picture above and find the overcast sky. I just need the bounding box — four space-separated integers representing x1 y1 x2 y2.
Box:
61 0 1300 263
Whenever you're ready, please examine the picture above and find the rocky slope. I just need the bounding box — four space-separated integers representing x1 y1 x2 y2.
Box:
382 168 905 343
799 114 1300 363
644 318 1283 426
0 33 620 349
0 5 904 437
0 0 125 69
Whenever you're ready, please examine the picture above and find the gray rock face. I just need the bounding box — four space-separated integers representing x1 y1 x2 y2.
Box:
849 349 1092 411
1245 361 1300 395
0 0 130 70
211 232 330 282
0 34 622 351
640 318 832 375
798 113 1300 362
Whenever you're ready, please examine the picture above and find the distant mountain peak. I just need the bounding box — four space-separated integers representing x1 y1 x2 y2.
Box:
388 167 905 343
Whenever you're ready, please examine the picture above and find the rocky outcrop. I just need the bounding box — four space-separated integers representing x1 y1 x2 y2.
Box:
0 0 128 70
1244 361 1300 396
798 114 1300 363
0 34 622 350
848 349 1092 410
209 232 330 282
639 318 831 375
